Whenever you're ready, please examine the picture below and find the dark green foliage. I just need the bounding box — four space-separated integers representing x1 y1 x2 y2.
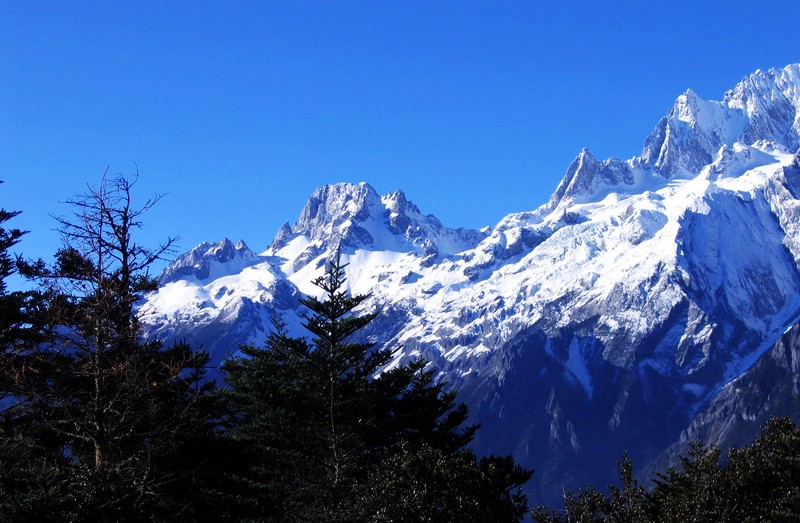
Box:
0 179 27 371
531 453 652 523
532 417 800 522
0 437 73 521
371 359 477 455
0 181 67 521
0 193 25 348
0 180 44 353
222 250 532 521
0 175 222 521
5 341 219 521
362 443 532 522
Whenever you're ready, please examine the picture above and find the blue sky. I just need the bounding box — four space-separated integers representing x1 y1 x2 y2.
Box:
2 1 799 274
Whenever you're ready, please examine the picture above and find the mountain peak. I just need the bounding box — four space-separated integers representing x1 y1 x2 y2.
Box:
723 64 800 149
548 148 598 206
290 182 385 248
639 63 800 179
295 183 378 229
266 182 487 272
673 88 703 123
543 64 800 223
382 188 417 215
546 148 634 210
158 237 258 284
269 222 294 251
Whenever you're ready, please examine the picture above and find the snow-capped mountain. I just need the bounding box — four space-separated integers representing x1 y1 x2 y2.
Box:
158 238 259 284
141 64 800 504
141 183 488 358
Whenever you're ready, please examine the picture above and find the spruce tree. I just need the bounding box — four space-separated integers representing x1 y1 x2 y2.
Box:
223 249 532 521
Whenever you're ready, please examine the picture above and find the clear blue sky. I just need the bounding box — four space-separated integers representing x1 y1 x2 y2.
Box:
2 1 799 274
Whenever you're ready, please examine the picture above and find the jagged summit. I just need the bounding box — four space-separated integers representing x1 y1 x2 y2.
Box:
545 148 635 211
547 64 800 211
292 182 382 244
641 63 800 179
158 237 258 284
266 181 487 271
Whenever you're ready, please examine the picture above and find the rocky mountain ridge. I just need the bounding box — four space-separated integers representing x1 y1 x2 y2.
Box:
140 63 800 504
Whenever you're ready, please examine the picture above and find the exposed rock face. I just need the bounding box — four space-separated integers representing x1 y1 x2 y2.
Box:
547 148 635 209
141 64 800 506
645 320 800 480
641 65 800 179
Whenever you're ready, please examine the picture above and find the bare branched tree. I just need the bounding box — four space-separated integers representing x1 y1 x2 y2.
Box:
48 171 177 346
3 173 219 520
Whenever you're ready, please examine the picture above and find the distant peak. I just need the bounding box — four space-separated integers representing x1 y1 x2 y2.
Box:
295 182 381 234
266 182 487 269
639 63 800 178
305 181 379 206
385 188 409 203
269 222 294 251
577 147 596 162
383 188 422 218
547 148 599 207
209 238 255 258
545 148 634 210
158 237 258 284
209 237 254 258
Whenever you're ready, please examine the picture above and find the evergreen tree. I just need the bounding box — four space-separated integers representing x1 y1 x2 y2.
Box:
652 417 800 521
0 181 71 521
222 249 532 521
531 417 800 522
2 174 222 521
0 180 30 403
0 180 32 349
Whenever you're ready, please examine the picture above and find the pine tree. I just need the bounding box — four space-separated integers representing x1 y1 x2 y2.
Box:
3 174 222 521
222 249 532 521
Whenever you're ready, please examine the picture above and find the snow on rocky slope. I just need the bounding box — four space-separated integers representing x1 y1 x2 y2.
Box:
140 64 800 504
645 319 800 480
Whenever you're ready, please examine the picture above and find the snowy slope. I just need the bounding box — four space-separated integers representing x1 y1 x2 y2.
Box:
141 63 800 504
140 182 489 354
